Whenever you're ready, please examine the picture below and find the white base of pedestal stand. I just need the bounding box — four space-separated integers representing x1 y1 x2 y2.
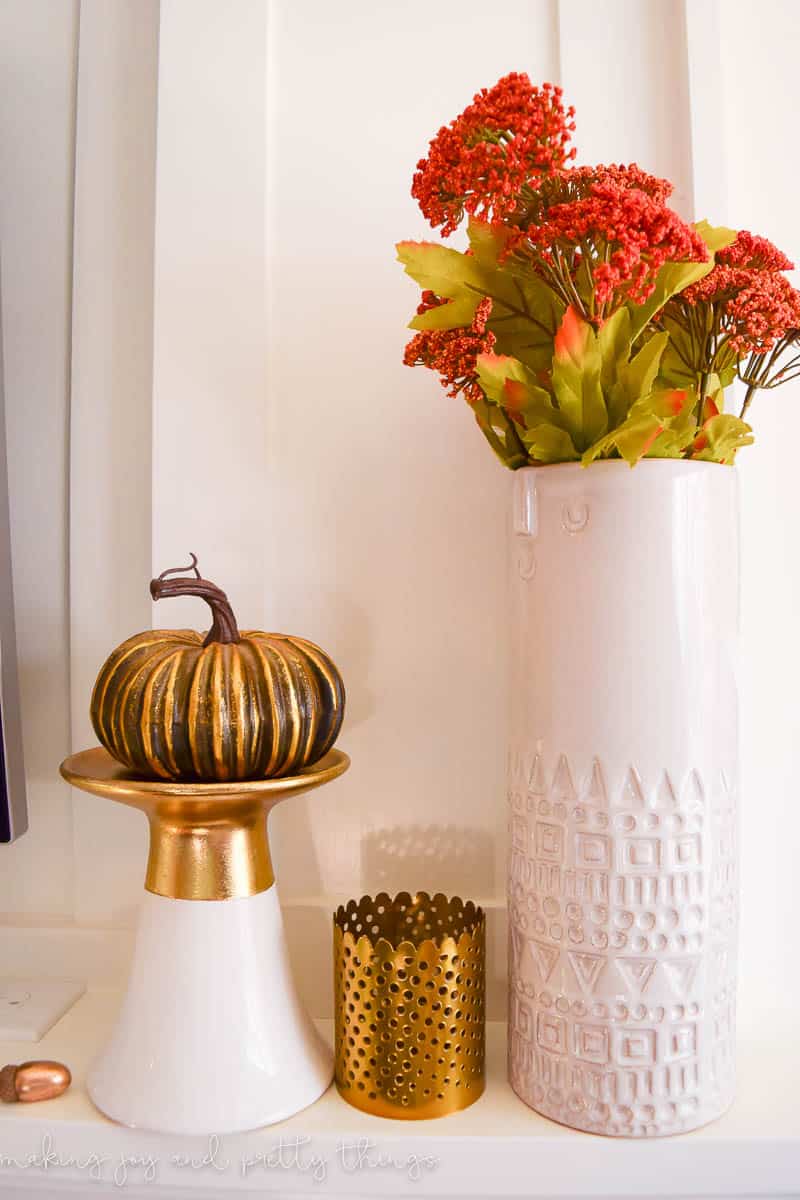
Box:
87 885 332 1134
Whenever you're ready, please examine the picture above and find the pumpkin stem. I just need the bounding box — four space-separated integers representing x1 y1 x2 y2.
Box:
150 555 241 646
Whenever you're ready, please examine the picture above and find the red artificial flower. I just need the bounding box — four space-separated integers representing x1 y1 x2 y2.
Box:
680 265 747 306
412 73 576 236
403 299 495 404
416 289 448 316
509 163 675 233
727 272 800 354
550 163 674 204
682 231 794 306
520 168 707 311
717 230 793 272
680 229 800 354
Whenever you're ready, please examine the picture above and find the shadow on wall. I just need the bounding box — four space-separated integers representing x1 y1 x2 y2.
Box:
323 593 375 734
361 824 495 898
266 585 376 898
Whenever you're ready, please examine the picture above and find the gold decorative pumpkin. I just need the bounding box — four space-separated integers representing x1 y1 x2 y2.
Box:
90 556 345 782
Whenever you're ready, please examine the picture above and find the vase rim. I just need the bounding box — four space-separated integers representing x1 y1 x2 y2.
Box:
513 458 736 476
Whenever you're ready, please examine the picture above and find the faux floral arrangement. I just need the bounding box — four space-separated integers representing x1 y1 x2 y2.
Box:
398 73 800 467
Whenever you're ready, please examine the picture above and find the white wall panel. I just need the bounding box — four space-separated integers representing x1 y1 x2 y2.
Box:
719 0 800 1026
151 0 269 636
69 0 159 925
0 0 78 918
558 0 694 218
682 0 728 223
2 0 798 1030
264 0 561 905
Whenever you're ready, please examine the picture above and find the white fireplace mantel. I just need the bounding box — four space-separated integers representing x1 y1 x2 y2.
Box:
0 989 796 1199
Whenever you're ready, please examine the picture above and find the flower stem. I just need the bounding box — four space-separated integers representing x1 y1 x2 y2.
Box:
696 370 708 426
740 383 757 421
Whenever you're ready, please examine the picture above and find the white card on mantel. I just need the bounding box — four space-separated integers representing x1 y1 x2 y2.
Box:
0 978 85 1041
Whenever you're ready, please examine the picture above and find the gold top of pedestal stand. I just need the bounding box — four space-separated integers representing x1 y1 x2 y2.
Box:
60 746 350 902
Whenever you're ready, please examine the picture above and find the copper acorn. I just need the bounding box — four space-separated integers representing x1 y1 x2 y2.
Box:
90 555 346 782
0 1061 71 1103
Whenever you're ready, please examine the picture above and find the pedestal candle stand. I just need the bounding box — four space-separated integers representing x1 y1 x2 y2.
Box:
60 745 349 1135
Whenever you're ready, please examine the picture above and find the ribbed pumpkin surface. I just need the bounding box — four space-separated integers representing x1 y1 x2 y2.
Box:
90 629 345 782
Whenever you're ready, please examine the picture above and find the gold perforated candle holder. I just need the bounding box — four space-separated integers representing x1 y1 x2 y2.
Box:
333 892 485 1119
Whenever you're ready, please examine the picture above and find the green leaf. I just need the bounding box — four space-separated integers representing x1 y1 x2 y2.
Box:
626 331 670 395
476 352 572 433
475 352 541 405
397 240 481 296
473 342 579 463
626 260 704 340
410 295 485 330
520 422 580 464
596 307 633 390
470 395 530 469
657 316 700 390
397 241 485 330
551 308 608 449
398 229 566 374
466 217 516 268
690 413 754 463
582 388 694 467
483 268 564 372
695 218 738 256
613 330 670 421
592 311 670 429
645 391 698 458
582 414 662 467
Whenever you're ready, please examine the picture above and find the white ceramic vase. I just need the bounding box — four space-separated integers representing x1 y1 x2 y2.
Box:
507 461 739 1137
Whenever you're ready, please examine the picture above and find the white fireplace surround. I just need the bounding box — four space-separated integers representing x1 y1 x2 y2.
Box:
0 0 798 1068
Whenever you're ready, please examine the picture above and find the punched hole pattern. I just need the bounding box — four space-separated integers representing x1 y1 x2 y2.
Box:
334 892 485 1115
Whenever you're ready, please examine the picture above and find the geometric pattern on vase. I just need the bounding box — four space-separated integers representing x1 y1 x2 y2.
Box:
508 750 737 1136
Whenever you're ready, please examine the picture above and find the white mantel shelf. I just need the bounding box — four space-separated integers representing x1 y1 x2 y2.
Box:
0 991 796 1199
